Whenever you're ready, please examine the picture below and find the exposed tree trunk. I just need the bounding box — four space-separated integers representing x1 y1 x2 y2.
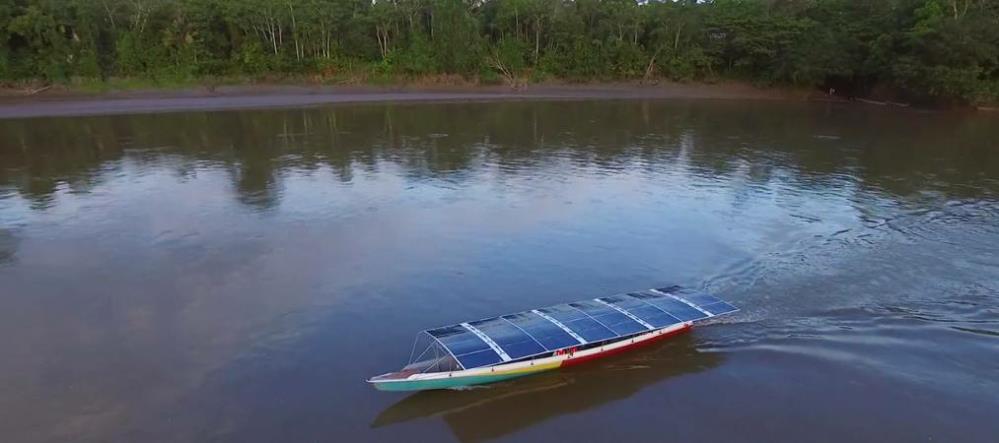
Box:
534 20 540 65
486 51 524 90
515 8 520 40
268 19 278 55
23 85 52 96
289 4 301 61
320 22 329 58
644 46 663 82
674 22 684 52
376 25 390 59
101 1 117 30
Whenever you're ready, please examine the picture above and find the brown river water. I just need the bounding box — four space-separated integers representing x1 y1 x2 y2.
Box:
0 100 997 442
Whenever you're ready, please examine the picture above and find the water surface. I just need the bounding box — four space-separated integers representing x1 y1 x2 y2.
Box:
1 100 997 442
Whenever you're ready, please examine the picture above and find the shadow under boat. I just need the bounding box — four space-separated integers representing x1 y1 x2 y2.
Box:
371 333 723 442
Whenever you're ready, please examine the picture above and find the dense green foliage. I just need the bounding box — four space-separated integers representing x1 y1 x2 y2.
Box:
2 0 998 103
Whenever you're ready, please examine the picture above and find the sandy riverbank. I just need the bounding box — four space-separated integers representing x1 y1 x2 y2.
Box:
0 81 814 119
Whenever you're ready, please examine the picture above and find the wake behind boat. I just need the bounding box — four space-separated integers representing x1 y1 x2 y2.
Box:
368 286 737 391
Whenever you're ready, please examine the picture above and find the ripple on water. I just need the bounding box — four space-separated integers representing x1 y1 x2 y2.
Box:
708 300 999 394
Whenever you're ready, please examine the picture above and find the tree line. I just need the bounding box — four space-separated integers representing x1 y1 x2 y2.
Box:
2 0 998 104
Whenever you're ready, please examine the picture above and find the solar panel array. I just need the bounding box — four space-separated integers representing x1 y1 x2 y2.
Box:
425 287 738 369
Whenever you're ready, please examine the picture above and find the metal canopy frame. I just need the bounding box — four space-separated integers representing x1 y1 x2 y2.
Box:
407 331 466 372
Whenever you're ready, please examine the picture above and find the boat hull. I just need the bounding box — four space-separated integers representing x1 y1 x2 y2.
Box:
371 371 532 391
370 322 692 392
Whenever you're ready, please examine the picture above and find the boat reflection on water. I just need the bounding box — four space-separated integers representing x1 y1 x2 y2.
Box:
372 334 722 442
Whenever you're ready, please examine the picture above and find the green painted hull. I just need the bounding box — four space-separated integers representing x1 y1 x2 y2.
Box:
371 371 532 391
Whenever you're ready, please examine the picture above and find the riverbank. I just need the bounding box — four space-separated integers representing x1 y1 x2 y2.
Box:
0 81 815 119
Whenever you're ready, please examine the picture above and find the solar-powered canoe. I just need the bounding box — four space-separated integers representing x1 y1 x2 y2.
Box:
368 286 737 391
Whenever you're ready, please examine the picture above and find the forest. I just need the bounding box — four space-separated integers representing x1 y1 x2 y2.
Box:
1 0 997 104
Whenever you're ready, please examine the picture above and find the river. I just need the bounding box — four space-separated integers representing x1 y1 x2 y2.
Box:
1 100 997 442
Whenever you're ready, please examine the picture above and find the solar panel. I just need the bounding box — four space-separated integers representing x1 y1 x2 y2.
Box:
468 317 547 360
701 301 739 316
423 286 737 369
501 312 582 351
426 325 491 355
630 292 708 321
651 288 740 318
599 295 682 328
678 291 724 306
455 349 504 369
569 300 648 336
566 319 618 342
426 325 503 369
539 305 618 342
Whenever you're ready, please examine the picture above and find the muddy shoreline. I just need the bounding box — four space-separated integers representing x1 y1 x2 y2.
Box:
0 82 812 119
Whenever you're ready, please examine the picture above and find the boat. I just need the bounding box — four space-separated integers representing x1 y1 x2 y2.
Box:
368 286 737 391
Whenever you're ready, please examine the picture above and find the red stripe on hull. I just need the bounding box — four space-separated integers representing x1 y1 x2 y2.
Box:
561 324 693 368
